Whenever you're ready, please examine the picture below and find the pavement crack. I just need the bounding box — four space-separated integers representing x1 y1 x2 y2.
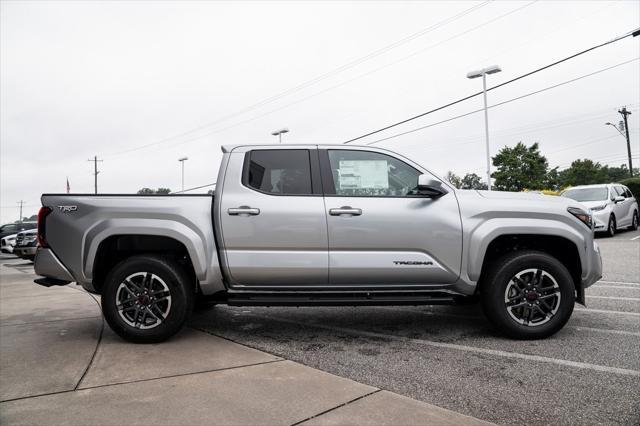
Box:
290 390 382 426
71 290 104 390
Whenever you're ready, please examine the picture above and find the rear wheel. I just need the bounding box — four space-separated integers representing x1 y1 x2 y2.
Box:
102 255 193 343
628 210 638 231
481 251 575 339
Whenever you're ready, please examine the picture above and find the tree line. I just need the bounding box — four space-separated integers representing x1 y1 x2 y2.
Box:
447 142 639 193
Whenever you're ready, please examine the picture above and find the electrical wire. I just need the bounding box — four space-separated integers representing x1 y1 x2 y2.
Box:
102 1 493 159
365 57 640 145
344 27 640 144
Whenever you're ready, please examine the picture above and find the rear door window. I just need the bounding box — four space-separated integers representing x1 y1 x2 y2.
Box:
244 150 313 195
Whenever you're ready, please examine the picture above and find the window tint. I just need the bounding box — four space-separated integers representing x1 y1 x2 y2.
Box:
245 150 312 195
1 224 17 233
624 187 633 198
327 150 420 197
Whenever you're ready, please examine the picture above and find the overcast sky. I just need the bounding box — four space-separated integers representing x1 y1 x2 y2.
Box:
1 0 639 223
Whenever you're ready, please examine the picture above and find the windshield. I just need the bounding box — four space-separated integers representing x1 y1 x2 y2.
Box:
561 187 608 202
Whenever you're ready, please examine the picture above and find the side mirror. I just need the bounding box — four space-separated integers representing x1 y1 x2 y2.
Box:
417 175 447 198
614 195 625 203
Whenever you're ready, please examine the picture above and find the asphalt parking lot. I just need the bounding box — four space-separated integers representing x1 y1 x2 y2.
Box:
191 228 640 425
1 228 638 425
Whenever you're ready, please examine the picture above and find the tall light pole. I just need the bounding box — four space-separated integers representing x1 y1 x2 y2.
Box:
178 157 188 191
467 65 501 191
271 128 289 144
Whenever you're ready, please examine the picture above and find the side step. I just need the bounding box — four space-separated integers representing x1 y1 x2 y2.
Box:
34 277 71 287
226 291 456 307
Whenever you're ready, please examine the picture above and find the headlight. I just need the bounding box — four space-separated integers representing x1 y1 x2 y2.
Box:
568 207 593 229
590 205 607 211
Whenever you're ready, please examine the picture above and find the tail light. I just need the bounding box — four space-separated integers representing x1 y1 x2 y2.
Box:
37 207 52 248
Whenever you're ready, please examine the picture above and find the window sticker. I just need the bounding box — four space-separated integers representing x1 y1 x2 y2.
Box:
338 160 389 190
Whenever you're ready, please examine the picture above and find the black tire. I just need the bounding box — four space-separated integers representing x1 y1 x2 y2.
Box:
605 215 616 237
628 210 638 231
102 255 193 343
481 250 575 340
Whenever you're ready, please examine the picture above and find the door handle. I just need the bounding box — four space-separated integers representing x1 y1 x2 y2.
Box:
329 206 362 216
228 206 260 216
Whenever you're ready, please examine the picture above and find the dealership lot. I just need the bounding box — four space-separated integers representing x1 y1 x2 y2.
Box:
1 228 638 425
191 229 640 425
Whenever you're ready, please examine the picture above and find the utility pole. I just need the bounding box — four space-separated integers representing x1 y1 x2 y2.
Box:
17 200 24 222
619 107 633 177
88 156 103 194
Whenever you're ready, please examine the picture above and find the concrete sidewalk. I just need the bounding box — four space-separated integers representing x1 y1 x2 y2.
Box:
0 257 490 425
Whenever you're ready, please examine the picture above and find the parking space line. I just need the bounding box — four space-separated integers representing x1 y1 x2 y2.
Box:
575 307 640 316
252 314 640 377
630 235 640 241
571 327 640 337
593 285 640 290
586 295 640 301
598 280 640 286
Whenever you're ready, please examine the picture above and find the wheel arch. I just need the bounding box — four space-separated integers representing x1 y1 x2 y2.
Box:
476 234 583 303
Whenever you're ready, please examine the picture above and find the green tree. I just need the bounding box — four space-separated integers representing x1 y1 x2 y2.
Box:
137 187 172 194
606 164 639 182
491 142 549 191
445 171 462 188
460 173 487 190
558 159 609 187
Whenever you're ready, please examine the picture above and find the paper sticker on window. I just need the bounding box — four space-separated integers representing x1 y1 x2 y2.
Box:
338 160 389 189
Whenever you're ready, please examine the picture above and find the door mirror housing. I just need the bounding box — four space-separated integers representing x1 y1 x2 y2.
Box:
417 175 447 198
614 195 625 203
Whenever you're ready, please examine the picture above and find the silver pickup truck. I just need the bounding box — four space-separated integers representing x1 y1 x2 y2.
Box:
33 144 602 343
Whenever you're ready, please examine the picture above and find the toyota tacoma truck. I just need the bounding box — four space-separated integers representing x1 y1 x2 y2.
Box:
33 144 602 343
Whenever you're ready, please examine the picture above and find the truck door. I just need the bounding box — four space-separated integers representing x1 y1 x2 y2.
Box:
320 148 462 285
217 148 328 287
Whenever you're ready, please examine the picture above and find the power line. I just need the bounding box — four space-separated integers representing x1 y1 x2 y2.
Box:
102 2 492 159
171 182 216 194
365 57 640 145
344 27 640 144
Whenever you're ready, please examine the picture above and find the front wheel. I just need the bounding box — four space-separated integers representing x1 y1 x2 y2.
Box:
628 210 638 231
102 255 193 343
481 251 575 339
605 215 616 237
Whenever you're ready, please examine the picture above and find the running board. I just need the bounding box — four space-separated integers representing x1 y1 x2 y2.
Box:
225 292 456 307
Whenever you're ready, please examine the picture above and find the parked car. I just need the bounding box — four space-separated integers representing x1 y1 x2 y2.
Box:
1 233 18 254
0 221 36 240
560 183 639 237
33 144 602 343
13 229 38 261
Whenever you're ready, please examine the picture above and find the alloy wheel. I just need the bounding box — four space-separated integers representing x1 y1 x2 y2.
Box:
504 268 561 327
116 272 172 329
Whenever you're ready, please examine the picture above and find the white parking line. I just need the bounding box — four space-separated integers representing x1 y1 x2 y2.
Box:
571 327 640 337
253 314 640 377
593 285 640 290
598 280 640 286
630 235 640 241
587 295 640 301
575 307 640 316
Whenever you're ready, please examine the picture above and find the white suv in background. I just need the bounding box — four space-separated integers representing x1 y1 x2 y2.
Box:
561 183 639 237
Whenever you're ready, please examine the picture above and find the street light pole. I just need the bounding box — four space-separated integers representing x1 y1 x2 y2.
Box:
467 65 502 191
178 157 188 191
271 128 289 144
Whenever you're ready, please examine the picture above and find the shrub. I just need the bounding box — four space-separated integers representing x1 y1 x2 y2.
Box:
620 177 640 200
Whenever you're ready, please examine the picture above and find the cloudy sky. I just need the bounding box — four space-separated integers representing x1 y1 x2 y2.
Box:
1 0 639 223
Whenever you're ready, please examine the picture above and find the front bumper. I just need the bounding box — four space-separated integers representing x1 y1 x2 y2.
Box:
581 240 602 290
591 209 610 232
14 246 37 258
